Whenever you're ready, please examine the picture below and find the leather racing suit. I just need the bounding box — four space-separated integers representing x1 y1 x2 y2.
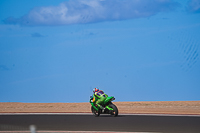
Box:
93 90 108 109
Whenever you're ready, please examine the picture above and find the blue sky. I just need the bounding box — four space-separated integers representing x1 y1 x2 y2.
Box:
0 0 200 103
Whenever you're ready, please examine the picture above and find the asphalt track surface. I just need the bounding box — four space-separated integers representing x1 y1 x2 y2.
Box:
0 113 200 133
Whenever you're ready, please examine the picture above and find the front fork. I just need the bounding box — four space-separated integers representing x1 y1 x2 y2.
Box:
91 102 99 111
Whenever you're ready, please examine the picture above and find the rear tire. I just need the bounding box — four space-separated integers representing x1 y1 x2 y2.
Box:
91 106 100 117
109 104 118 117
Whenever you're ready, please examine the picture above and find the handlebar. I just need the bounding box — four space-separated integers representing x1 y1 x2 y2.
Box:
89 96 93 103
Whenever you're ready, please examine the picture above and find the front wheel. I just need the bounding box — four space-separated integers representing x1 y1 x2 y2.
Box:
109 104 118 117
91 106 100 117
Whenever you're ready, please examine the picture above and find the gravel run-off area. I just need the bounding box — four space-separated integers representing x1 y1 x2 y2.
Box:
0 101 200 115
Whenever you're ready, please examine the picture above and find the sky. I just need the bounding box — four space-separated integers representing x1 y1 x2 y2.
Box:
0 0 200 103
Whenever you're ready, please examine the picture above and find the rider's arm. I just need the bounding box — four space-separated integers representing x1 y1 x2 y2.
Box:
92 94 97 102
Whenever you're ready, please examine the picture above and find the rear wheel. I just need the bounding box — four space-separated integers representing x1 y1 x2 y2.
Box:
109 104 118 117
91 106 100 117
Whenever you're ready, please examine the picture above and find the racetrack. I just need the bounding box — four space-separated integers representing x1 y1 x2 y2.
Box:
0 113 200 133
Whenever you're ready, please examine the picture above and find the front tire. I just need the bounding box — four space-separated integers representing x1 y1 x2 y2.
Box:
91 106 100 117
109 104 118 117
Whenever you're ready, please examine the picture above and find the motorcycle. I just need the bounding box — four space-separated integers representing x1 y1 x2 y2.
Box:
90 95 118 117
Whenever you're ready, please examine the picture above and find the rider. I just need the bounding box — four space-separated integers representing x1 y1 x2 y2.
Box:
92 88 108 111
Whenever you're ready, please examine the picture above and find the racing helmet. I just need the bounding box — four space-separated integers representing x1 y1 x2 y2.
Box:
93 88 99 93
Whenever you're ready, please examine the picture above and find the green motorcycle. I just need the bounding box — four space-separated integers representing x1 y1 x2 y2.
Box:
90 96 118 117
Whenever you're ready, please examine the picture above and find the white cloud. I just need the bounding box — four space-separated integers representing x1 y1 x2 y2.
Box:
4 0 180 26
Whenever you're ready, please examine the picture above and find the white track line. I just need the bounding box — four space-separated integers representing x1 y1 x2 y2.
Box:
0 131 160 133
0 113 199 117
120 113 200 117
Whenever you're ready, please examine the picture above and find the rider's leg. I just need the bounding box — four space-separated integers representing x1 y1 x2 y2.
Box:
96 97 106 109
96 100 103 109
